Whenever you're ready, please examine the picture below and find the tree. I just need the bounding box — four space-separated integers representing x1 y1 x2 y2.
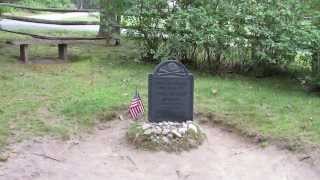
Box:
98 0 118 39
98 0 130 40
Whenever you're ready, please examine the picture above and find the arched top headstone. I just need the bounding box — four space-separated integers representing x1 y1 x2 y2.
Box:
152 60 190 77
149 59 194 123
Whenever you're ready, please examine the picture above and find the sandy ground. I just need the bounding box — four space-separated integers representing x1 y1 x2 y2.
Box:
0 119 320 180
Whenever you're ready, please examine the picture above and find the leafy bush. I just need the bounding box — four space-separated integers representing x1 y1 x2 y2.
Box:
99 0 320 89
123 0 170 62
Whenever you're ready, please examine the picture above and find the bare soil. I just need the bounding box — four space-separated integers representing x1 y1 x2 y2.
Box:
0 119 320 180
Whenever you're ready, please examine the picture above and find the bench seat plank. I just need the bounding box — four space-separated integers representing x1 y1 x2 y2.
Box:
7 39 107 46
5 37 119 63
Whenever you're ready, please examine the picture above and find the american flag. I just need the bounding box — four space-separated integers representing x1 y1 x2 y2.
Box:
128 90 144 120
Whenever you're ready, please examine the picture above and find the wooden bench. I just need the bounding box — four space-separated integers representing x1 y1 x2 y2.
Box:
6 39 112 63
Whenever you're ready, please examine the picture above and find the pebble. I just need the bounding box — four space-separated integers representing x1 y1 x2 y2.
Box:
144 129 153 135
162 137 170 144
0 153 9 162
178 127 188 135
171 129 182 138
154 127 162 134
141 121 202 144
162 128 170 135
188 124 198 133
142 123 152 130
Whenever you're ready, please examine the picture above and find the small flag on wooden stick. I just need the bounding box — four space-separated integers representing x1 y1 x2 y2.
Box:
128 89 144 120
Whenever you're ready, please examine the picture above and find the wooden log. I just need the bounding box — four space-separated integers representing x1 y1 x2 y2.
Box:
7 39 108 45
1 15 99 25
19 44 28 63
0 26 144 41
0 3 98 13
58 44 67 60
1 28 106 40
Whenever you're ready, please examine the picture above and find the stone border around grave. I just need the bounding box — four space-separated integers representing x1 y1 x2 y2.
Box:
127 121 206 152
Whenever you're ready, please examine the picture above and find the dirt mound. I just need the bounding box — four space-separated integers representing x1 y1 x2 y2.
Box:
0 120 319 180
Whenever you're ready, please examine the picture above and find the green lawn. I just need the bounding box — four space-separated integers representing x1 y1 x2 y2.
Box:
0 31 319 150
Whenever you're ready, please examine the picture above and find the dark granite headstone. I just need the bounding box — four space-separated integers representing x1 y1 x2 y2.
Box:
148 60 194 123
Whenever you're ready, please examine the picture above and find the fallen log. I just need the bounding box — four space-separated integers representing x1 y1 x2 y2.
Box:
0 28 106 40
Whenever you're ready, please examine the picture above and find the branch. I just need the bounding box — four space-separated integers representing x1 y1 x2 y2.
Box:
0 3 98 13
1 15 99 25
32 153 62 162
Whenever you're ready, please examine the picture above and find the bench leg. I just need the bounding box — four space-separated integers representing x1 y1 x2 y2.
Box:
58 44 68 60
20 45 28 63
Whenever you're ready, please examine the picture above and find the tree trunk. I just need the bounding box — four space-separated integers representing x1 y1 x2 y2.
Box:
1 15 98 25
79 0 83 9
312 51 320 76
116 15 121 34
98 0 118 39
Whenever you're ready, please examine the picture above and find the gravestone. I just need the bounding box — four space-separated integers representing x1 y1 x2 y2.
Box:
148 60 194 123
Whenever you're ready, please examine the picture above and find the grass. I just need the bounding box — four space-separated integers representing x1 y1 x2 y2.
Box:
197 75 320 147
0 30 320 151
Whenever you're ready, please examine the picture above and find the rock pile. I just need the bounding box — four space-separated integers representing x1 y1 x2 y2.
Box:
127 121 206 152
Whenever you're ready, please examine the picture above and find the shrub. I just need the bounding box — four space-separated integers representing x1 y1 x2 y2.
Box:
123 0 312 74
112 0 320 89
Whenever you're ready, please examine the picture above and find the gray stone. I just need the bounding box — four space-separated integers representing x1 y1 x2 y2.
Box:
154 126 162 134
142 123 152 130
182 122 187 127
148 60 194 123
168 122 175 126
178 127 188 135
144 129 153 135
188 124 198 133
162 128 170 135
151 136 158 143
171 129 182 138
162 136 170 144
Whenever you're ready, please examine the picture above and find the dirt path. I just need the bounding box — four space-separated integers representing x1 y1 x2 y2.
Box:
0 120 319 180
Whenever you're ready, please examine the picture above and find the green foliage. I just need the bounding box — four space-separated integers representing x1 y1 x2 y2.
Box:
99 0 132 37
165 0 306 72
0 6 15 15
124 0 169 62
72 0 99 9
107 0 320 86
19 0 72 8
